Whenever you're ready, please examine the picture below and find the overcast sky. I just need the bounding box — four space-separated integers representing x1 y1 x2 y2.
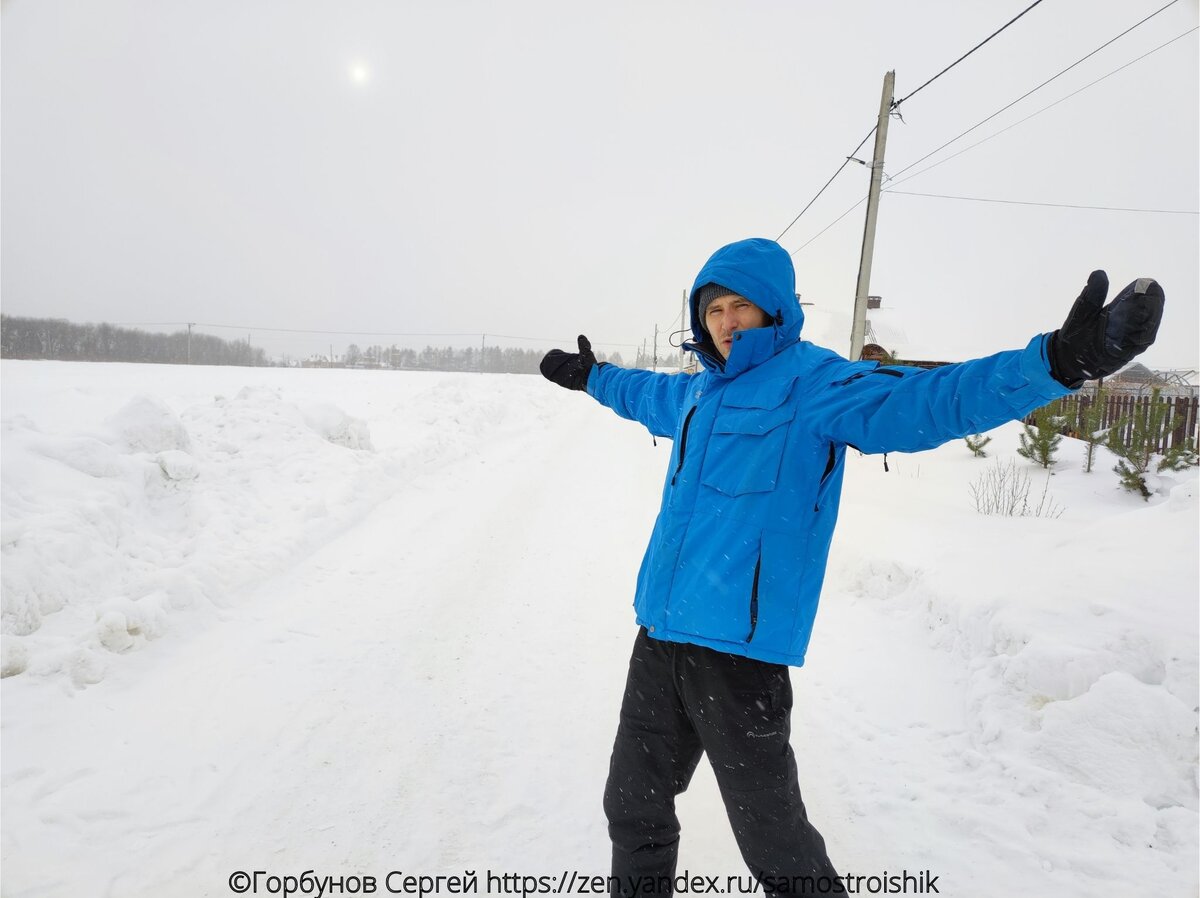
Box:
3 0 1197 367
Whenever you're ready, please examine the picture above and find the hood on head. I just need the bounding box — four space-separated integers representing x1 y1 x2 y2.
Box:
684 238 804 371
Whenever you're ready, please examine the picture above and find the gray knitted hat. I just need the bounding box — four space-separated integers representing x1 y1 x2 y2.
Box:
695 283 741 332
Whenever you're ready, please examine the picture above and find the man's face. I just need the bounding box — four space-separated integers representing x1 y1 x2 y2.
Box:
704 294 772 359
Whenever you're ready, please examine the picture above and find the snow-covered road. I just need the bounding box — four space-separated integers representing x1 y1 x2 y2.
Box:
2 361 1196 897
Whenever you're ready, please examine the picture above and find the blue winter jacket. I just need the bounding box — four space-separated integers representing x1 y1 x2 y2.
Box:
587 237 1072 666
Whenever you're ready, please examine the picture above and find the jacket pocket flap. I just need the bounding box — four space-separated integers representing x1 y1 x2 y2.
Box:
712 404 794 435
721 377 797 411
713 378 797 435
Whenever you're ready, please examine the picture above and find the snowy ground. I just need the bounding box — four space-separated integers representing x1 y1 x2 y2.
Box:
2 359 1197 898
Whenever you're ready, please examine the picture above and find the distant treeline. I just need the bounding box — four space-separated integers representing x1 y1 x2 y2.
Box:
342 343 550 374
340 342 632 374
1 316 268 366
0 316 659 373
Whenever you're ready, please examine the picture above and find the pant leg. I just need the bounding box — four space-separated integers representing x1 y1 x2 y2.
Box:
677 643 841 896
604 628 704 896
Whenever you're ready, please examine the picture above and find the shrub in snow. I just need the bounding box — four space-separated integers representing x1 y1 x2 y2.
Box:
1017 402 1064 469
969 459 1064 518
964 434 991 458
1108 388 1199 500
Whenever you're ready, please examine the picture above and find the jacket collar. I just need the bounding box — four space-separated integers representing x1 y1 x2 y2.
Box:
683 326 779 379
683 238 804 378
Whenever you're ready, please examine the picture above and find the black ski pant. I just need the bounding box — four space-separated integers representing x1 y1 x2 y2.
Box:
603 627 841 896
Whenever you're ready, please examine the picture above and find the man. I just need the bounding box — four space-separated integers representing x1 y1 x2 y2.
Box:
539 238 1163 895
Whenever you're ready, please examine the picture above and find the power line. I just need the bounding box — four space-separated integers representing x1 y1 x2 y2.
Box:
107 321 641 349
776 0 1060 244
888 0 1185 183
658 303 684 336
775 126 876 242
118 322 486 337
884 190 1199 214
790 194 869 256
790 24 1198 253
113 321 495 339
777 2 1177 248
105 322 188 328
887 26 1198 190
484 332 640 349
892 0 1048 109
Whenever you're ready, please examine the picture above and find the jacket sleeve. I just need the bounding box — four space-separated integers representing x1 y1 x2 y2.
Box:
811 334 1074 454
586 364 695 438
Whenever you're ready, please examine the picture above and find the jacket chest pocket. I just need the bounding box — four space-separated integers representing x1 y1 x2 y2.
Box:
700 378 797 496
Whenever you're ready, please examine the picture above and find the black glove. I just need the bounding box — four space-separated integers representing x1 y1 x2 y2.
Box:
540 335 601 391
1048 270 1165 388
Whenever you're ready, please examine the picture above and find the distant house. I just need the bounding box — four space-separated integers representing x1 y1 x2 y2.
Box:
1109 362 1159 386
1088 363 1198 398
860 343 891 362
860 296 953 369
863 296 912 360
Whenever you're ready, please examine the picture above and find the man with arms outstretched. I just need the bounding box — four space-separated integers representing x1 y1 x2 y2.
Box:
541 237 1163 896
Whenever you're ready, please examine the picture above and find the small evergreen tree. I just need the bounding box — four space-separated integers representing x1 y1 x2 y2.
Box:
1109 415 1156 500
1017 403 1064 469
1159 437 1199 472
964 434 991 458
1080 388 1109 474
1106 388 1196 499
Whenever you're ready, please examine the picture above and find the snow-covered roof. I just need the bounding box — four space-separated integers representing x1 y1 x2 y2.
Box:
865 309 912 358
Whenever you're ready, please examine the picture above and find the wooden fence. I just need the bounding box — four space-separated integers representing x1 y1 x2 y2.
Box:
1027 392 1199 454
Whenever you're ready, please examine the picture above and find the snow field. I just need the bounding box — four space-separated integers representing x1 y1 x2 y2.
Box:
1 359 1196 897
799 435 1198 896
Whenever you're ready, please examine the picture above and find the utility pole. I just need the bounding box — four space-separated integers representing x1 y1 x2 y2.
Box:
480 333 486 374
849 70 895 362
653 324 659 372
186 322 194 364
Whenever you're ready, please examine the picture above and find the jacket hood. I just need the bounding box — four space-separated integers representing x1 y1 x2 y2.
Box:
684 238 804 375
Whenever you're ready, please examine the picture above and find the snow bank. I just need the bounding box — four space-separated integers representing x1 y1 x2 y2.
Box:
1 373 387 686
0 365 557 690
820 425 1198 893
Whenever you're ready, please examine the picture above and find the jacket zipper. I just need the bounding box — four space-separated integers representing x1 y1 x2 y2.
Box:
671 406 698 486
814 443 837 511
746 554 762 642
682 338 726 373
